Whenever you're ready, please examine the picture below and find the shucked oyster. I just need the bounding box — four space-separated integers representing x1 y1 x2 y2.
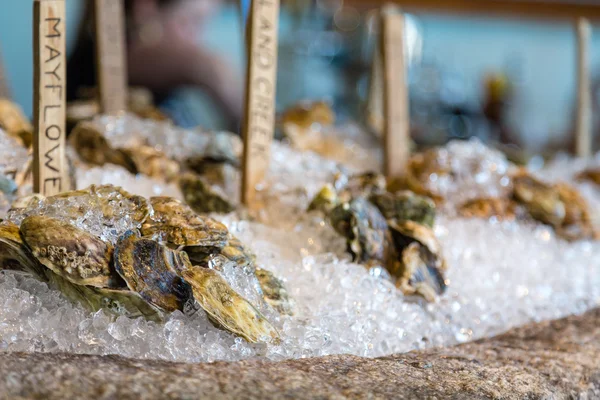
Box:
141 196 229 248
182 266 280 344
114 230 193 312
20 216 120 288
388 220 447 302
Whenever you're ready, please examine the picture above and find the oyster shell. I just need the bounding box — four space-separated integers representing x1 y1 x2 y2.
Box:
20 216 120 288
121 146 180 182
141 196 229 247
181 266 280 343
334 171 387 201
512 172 565 228
369 191 436 228
282 100 335 132
576 168 600 186
458 197 520 221
329 198 394 267
0 222 46 278
307 184 339 213
388 220 447 301
0 98 33 147
114 230 193 312
255 268 295 316
179 172 235 215
45 270 163 322
69 122 138 174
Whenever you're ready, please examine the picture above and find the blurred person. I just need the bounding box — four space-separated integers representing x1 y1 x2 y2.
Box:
68 0 242 130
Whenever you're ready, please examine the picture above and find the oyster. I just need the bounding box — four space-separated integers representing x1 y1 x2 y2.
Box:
121 146 180 182
282 101 334 130
388 220 447 301
577 168 600 186
512 172 565 228
69 122 138 174
369 191 436 228
181 266 280 343
20 216 120 288
329 198 394 267
0 222 46 278
45 270 163 322
307 184 339 213
255 268 295 316
334 171 387 201
185 131 241 169
141 196 229 248
458 197 520 221
554 183 596 241
0 98 33 147
114 230 193 312
179 172 235 214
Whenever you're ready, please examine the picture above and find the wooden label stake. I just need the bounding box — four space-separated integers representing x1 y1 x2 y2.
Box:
241 0 280 207
95 0 128 114
365 10 383 137
33 0 68 195
381 11 409 178
575 17 592 158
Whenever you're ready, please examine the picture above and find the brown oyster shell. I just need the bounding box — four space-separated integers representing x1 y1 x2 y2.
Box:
114 230 193 312
181 266 280 344
141 196 229 247
20 216 119 288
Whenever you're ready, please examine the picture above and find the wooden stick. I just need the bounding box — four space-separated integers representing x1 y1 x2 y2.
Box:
381 11 409 178
33 0 68 195
94 0 128 114
240 0 280 207
365 10 383 137
0 47 10 99
575 17 592 158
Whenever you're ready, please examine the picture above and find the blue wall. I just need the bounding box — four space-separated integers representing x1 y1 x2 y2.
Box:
0 0 83 117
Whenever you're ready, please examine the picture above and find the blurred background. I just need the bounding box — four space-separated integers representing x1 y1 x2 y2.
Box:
1 0 600 155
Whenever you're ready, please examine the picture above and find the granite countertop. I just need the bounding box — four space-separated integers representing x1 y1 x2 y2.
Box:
1 308 599 399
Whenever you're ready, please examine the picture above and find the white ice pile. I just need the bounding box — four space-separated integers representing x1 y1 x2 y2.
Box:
0 128 30 216
1 119 600 363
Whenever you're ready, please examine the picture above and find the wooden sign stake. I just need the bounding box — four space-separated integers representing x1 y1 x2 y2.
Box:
95 0 128 114
33 0 68 195
381 11 409 178
365 10 383 136
241 0 280 207
575 17 592 158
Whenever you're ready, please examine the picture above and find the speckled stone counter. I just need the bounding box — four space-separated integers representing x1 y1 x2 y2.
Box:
1 308 599 399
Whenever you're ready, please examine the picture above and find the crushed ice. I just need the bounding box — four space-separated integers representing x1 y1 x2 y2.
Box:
1 117 600 363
